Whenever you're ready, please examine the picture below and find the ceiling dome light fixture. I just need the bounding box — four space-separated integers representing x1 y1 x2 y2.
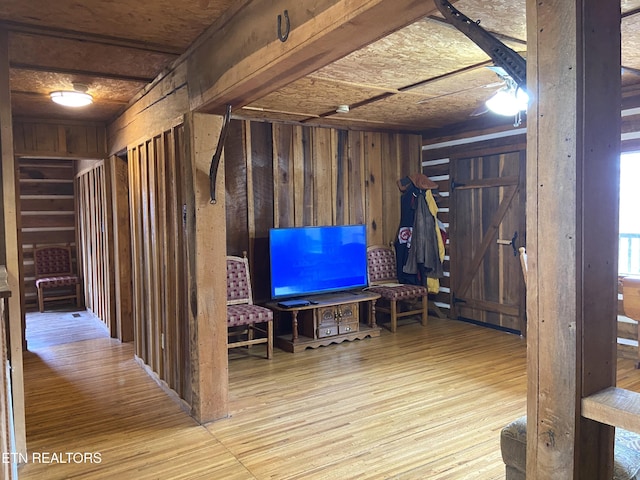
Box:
50 83 93 107
336 104 350 114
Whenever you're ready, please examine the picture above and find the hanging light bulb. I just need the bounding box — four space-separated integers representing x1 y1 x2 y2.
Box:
50 83 93 107
485 85 529 117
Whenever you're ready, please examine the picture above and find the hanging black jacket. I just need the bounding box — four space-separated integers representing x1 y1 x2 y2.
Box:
394 178 443 285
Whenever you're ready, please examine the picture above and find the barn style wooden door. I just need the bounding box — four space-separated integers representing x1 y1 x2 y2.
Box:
450 146 526 334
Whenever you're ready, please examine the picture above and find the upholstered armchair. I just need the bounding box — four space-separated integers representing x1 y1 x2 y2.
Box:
34 244 81 312
366 245 428 333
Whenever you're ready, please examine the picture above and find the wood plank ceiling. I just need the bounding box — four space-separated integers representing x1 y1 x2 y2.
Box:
3 0 640 135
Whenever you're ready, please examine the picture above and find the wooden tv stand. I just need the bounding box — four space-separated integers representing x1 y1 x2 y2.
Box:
267 290 381 353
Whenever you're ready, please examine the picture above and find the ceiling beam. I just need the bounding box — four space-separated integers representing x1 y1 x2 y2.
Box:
187 0 440 115
1 20 183 55
10 63 154 84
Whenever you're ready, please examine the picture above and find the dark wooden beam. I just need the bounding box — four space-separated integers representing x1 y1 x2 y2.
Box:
187 0 440 115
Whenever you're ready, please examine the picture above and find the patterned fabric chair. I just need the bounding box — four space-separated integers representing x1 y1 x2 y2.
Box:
34 244 81 312
227 254 273 359
366 245 428 333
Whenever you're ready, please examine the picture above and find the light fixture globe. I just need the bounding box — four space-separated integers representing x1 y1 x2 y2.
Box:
485 87 529 117
50 83 93 107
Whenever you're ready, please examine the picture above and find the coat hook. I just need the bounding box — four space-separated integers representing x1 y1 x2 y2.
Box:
278 10 290 42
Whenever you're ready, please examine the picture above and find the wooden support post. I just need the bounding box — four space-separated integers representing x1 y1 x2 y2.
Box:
0 29 26 457
184 112 228 422
107 155 134 342
525 1 621 478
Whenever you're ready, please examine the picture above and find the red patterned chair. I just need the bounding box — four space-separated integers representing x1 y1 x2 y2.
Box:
34 244 81 312
366 245 428 333
227 254 273 359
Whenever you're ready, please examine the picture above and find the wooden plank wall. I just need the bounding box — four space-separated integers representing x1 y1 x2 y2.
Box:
76 164 115 332
128 124 190 400
225 120 422 303
18 159 78 311
421 132 527 319
13 119 106 159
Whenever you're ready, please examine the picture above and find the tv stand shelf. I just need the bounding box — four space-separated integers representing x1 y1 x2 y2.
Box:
267 291 381 353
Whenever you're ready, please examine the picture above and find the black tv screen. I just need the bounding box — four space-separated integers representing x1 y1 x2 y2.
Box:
269 224 368 299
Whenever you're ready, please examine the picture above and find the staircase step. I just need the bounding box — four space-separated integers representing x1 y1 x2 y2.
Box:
618 338 638 360
618 314 638 340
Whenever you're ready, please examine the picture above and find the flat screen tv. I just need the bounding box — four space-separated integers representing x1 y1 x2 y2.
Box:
269 224 368 299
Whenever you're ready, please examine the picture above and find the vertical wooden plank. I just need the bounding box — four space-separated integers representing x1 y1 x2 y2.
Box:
129 146 144 359
312 128 333 226
148 137 161 374
184 112 228 423
224 120 249 255
140 142 152 363
302 126 314 226
249 122 274 302
335 129 349 225
109 154 133 342
86 171 95 312
75 176 85 307
246 122 255 261
155 134 168 380
330 128 339 225
102 163 111 327
292 126 305 227
97 167 105 319
57 126 67 157
273 124 295 228
83 174 91 311
175 124 191 401
163 130 177 391
96 167 104 319
365 132 383 246
348 131 366 226
381 133 400 246
399 134 421 176
526 0 620 478
0 29 25 458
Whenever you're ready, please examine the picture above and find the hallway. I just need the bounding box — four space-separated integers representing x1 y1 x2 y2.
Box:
20 310 250 479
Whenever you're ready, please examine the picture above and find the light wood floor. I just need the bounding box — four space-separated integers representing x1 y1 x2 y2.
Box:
17 311 640 479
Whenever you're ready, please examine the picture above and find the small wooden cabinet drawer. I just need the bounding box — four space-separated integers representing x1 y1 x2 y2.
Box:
317 324 339 338
337 303 358 322
316 306 337 325
338 320 359 335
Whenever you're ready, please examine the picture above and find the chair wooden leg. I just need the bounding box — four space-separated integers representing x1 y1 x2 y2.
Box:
248 323 254 350
421 295 428 326
75 283 82 309
390 300 397 333
267 320 273 359
37 288 44 313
